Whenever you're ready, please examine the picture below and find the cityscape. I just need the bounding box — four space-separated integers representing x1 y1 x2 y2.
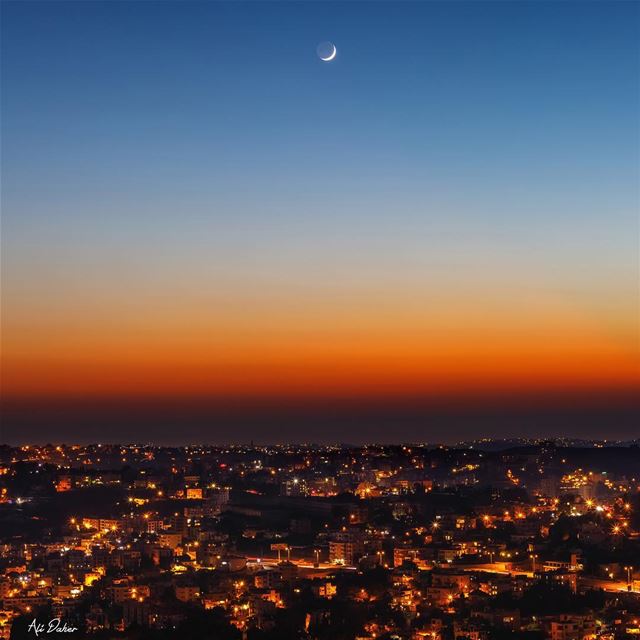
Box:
2 1 639 639
1 440 640 639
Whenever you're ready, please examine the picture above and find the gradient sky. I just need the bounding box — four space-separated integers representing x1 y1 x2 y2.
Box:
1 1 639 443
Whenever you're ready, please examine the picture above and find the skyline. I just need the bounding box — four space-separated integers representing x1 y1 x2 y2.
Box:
2 440 640 639
1 1 639 443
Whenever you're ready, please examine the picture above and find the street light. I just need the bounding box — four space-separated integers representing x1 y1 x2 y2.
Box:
624 566 633 591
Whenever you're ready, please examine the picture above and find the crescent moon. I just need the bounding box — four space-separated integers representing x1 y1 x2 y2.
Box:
320 44 336 62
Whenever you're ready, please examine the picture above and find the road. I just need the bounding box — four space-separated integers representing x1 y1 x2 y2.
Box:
458 564 637 595
243 556 638 595
245 556 357 571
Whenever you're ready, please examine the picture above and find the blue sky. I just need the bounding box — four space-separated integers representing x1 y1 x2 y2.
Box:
1 1 639 442
4 0 638 309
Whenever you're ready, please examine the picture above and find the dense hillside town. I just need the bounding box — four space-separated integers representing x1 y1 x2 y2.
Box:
1 440 640 639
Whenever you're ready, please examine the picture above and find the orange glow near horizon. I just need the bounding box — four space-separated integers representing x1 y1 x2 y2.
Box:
3 285 638 401
2 0 639 440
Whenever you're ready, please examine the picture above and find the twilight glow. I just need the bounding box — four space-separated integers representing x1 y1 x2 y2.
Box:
1 1 639 442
